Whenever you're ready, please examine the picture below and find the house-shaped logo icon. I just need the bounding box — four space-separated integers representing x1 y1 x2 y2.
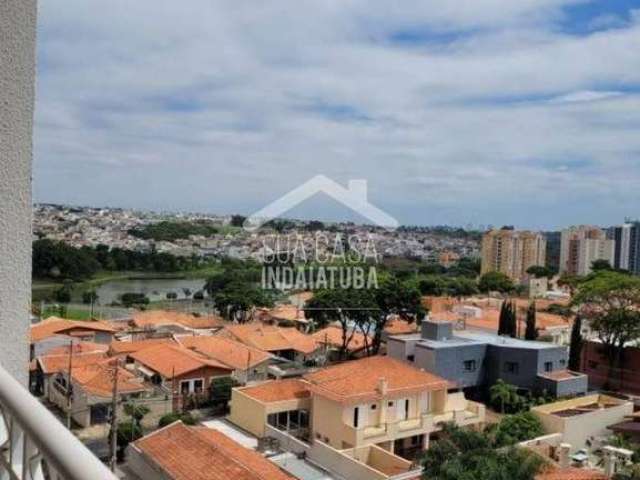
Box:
243 175 399 231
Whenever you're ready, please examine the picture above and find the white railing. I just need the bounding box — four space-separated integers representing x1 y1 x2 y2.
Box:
0 365 117 480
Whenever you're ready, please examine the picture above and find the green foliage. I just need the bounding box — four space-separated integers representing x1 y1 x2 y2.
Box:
418 276 478 297
230 215 246 227
81 289 98 304
568 315 583 371
490 379 520 413
524 302 538 340
210 377 238 408
54 285 73 303
591 259 613 271
492 412 544 447
158 411 196 428
421 423 545 480
478 272 514 293
526 265 554 279
129 221 218 242
115 420 142 450
120 292 150 307
33 239 206 280
498 301 517 337
545 303 572 317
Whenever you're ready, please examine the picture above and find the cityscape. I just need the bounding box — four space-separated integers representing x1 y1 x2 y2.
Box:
3 1 640 480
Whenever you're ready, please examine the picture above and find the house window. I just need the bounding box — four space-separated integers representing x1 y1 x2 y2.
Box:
404 399 410 420
194 379 204 393
504 362 519 374
407 355 415 362
180 380 191 394
353 407 359 428
544 362 553 372
388 401 394 407
559 359 566 367
463 360 477 372
371 404 377 410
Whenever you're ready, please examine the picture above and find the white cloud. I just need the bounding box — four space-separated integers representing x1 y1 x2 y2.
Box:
33 0 640 229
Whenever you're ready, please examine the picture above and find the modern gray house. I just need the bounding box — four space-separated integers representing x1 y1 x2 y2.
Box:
387 320 588 397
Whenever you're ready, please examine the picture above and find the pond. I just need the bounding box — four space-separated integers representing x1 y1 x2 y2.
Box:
94 277 207 304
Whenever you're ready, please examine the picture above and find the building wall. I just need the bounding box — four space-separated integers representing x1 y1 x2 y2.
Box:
419 344 487 389
228 389 268 437
0 0 37 385
481 229 546 283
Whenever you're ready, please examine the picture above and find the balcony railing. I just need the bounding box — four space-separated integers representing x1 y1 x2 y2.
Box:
0 364 117 480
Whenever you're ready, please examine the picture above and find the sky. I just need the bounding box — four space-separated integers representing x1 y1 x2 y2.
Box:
34 0 640 230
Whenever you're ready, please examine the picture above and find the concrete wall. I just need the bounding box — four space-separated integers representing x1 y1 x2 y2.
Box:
228 389 268 437
423 343 487 389
0 0 37 385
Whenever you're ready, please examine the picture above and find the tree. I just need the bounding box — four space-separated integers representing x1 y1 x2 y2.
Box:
526 265 553 279
524 302 538 340
498 300 517 337
490 379 520 413
568 315 583 371
166 291 178 300
114 402 149 461
478 272 514 293
210 377 238 413
421 423 545 480
82 290 98 305
558 273 581 296
158 411 196 428
54 285 72 303
592 259 613 272
492 412 544 447
572 271 640 386
230 215 246 227
305 288 377 358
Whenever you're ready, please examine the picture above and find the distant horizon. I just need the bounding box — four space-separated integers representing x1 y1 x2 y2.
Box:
33 200 626 233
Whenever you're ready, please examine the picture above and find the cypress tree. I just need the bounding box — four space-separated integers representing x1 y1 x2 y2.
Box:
568 315 583 371
498 301 508 335
507 301 517 338
524 302 538 340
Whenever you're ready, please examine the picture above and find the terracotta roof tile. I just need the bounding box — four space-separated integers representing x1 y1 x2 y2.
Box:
304 355 447 404
132 310 224 330
72 360 147 398
130 344 232 378
133 421 294 480
312 325 368 352
37 351 107 375
535 467 607 480
238 379 311 403
222 324 318 355
31 317 117 343
109 338 177 355
384 317 419 336
177 336 271 370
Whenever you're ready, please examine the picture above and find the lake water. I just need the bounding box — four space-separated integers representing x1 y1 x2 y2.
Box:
95 277 208 304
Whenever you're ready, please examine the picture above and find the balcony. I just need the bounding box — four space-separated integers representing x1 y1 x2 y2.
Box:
0 363 117 480
344 413 436 445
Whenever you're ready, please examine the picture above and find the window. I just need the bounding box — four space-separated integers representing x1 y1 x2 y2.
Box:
407 355 415 362
559 359 566 366
371 404 377 410
180 380 191 394
544 362 553 372
404 399 410 420
463 360 477 372
504 362 519 374
353 407 359 428
388 401 394 407
194 379 203 393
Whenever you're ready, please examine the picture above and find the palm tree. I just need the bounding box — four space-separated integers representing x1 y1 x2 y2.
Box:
490 379 519 413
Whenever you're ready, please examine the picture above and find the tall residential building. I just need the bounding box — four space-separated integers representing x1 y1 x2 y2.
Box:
559 226 615 276
544 231 562 272
481 229 546 283
610 221 640 274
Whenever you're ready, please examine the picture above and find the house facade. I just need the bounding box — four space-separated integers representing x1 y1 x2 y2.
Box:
387 320 588 396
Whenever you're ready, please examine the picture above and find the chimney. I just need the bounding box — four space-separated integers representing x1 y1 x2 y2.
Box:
377 377 388 396
558 443 571 468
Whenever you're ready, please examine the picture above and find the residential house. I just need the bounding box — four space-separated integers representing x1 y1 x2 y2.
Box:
312 325 369 360
229 356 485 462
30 317 118 359
387 320 588 397
580 340 640 394
48 358 151 427
256 304 309 331
219 324 320 363
127 421 295 480
176 335 272 384
108 337 178 358
128 343 233 409
130 310 225 337
531 394 634 452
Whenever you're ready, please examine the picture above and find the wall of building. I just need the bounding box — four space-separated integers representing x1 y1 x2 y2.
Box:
424 343 488 389
0 0 37 385
228 389 268 437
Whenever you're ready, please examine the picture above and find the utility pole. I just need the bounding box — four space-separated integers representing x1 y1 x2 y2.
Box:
66 339 74 429
109 360 120 472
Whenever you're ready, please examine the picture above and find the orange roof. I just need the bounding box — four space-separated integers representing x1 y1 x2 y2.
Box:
304 356 448 404
31 317 117 343
266 305 307 322
535 467 607 480
132 421 294 480
37 351 108 375
312 325 368 352
384 317 418 336
72 361 147 397
132 310 224 330
222 324 318 355
45 341 108 356
238 379 311 403
109 338 177 355
130 344 232 379
177 336 271 370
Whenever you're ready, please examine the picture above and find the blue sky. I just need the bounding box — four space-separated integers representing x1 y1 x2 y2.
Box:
34 0 640 229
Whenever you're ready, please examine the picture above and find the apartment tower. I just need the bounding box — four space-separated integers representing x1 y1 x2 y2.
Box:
481 229 546 283
559 226 615 276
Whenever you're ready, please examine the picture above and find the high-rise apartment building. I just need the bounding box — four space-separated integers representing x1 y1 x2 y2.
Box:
481 229 546 283
610 221 640 275
559 226 615 276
